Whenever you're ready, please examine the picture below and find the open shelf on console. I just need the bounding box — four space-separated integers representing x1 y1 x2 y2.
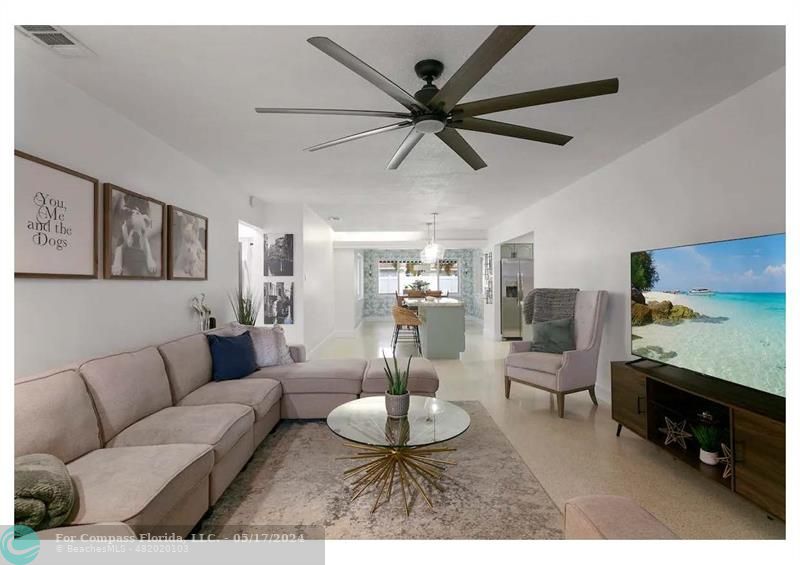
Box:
646 378 733 489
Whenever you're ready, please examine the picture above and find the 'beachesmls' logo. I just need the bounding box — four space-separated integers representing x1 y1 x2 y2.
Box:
1 526 40 565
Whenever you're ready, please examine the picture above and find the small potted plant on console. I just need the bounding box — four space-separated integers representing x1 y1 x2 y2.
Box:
383 353 412 419
691 423 722 465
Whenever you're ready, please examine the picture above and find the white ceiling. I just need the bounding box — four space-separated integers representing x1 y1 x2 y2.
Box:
15 26 784 233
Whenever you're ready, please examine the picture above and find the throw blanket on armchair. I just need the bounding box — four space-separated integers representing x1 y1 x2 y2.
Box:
15 453 75 531
523 288 580 324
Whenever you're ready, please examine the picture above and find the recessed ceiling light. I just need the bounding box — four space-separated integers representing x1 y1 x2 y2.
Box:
328 216 341 222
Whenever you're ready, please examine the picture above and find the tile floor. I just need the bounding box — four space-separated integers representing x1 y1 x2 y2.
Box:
314 320 785 539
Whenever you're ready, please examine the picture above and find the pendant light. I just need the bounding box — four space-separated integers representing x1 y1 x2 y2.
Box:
420 212 445 264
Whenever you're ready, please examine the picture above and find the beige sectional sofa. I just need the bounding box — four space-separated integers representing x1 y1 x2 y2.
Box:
15 327 439 537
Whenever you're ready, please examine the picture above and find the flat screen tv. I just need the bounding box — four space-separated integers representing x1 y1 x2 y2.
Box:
630 233 785 398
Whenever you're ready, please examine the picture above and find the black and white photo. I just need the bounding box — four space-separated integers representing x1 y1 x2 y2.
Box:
103 183 165 279
264 233 294 276
265 281 294 324
168 206 208 280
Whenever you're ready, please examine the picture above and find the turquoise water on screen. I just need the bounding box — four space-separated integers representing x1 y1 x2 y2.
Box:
634 291 785 397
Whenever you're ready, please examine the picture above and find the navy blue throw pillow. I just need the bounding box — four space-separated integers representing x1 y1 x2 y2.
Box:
206 332 258 381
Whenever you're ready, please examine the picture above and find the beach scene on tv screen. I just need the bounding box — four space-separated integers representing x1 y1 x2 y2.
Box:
630 234 785 397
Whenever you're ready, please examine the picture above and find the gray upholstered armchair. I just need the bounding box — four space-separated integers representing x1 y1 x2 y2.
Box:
504 290 608 418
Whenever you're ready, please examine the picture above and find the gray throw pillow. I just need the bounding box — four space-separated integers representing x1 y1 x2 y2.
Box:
235 323 294 367
531 318 575 354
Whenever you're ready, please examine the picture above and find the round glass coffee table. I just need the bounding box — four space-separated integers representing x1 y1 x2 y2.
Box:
327 396 470 514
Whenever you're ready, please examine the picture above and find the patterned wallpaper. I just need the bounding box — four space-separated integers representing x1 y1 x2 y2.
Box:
362 249 483 319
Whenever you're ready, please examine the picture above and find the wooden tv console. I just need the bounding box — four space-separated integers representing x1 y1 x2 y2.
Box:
611 360 785 520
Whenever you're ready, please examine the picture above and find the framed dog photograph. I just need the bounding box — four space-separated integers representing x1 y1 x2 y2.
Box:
103 183 166 279
167 206 208 280
15 150 99 278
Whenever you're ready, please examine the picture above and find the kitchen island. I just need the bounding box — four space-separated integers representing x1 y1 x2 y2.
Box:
404 298 466 360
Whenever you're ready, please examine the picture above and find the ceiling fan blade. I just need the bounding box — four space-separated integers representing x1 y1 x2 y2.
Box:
255 107 412 119
307 37 428 112
305 121 412 152
436 128 487 170
387 130 425 170
452 78 620 117
450 117 572 146
428 26 534 113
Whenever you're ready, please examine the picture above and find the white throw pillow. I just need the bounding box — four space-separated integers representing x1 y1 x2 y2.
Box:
234 323 293 367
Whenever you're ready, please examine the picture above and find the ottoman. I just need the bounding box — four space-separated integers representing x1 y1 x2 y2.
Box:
564 495 678 539
361 357 439 397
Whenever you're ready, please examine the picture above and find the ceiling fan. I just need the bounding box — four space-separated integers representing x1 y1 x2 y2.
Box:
255 26 619 170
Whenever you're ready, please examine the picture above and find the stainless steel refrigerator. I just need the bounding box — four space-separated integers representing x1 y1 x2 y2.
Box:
500 243 534 339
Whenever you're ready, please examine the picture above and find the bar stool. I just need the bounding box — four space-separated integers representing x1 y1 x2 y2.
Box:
391 305 422 355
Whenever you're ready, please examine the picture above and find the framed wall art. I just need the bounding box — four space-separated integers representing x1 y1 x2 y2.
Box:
103 183 166 279
265 281 294 324
167 205 208 280
15 150 99 278
263 233 294 276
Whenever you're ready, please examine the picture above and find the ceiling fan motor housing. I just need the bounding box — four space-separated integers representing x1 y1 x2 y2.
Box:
413 59 445 106
412 59 447 132
413 116 446 134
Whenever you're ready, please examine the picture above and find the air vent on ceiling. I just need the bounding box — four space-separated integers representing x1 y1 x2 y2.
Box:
15 25 93 57
20 25 58 33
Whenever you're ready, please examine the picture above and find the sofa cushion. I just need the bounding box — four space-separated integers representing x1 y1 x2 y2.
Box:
233 323 294 367
107 404 254 460
15 369 101 464
80 348 173 443
505 351 563 375
207 333 258 381
247 359 366 395
362 358 439 395
157 333 213 402
67 444 213 526
178 379 282 420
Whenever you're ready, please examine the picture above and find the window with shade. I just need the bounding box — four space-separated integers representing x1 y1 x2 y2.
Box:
377 260 459 294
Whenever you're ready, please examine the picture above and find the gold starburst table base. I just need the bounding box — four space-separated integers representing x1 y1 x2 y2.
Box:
339 442 457 514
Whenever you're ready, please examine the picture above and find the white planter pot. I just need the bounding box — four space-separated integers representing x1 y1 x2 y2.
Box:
699 449 719 466
385 392 410 419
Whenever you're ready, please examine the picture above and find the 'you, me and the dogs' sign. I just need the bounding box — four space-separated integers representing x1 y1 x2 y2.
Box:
28 191 72 250
15 151 98 278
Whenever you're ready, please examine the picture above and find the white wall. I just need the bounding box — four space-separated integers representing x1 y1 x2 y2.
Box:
487 69 785 399
333 248 364 336
301 206 335 353
15 59 265 376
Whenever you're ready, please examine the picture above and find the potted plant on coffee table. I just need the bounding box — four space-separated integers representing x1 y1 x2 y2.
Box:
691 423 722 465
383 353 412 419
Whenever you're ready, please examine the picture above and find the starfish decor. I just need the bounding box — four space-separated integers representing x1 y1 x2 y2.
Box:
658 417 692 449
718 443 734 479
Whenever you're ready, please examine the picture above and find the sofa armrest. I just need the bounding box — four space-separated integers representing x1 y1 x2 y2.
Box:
508 341 532 354
289 344 307 363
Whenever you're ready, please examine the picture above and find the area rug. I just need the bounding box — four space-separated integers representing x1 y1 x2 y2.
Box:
197 401 563 539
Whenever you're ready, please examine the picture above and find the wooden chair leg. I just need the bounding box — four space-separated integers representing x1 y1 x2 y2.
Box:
588 386 598 406
504 376 510 399
557 392 565 418
416 326 422 355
